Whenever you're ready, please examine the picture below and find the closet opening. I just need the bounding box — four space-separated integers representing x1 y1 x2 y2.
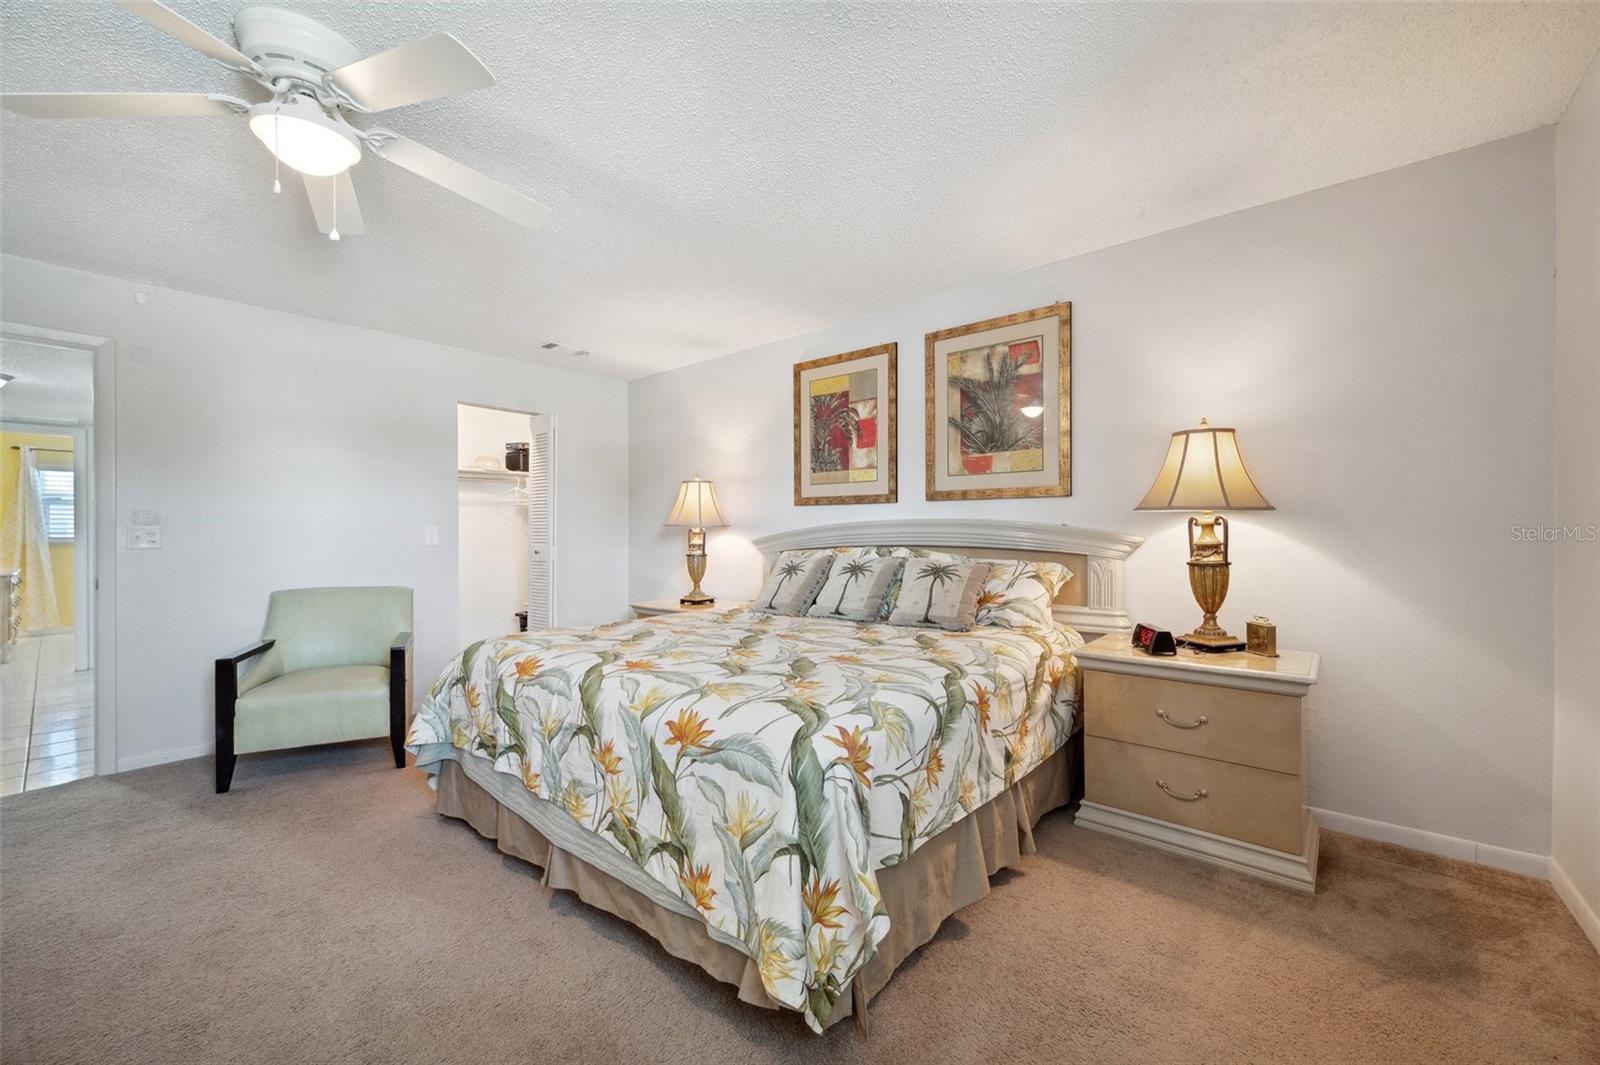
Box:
457 403 553 647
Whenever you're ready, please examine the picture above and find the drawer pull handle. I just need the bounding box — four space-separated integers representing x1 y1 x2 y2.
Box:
1156 708 1208 730
1156 778 1209 801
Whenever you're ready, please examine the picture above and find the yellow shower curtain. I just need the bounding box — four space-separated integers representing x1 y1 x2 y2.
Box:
0 445 61 631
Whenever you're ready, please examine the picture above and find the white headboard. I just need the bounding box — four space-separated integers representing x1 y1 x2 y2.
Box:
751 519 1143 637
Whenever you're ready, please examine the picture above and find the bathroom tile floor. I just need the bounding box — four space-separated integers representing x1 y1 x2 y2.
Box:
0 634 93 795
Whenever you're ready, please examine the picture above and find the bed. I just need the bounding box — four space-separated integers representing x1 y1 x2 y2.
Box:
407 519 1141 1033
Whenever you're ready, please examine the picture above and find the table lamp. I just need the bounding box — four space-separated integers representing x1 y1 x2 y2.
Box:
664 477 728 606
1135 418 1273 652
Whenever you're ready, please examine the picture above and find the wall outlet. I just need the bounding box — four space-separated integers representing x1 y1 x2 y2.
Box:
423 525 440 546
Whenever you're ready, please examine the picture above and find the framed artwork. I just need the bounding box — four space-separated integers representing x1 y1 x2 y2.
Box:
924 302 1070 501
793 342 897 505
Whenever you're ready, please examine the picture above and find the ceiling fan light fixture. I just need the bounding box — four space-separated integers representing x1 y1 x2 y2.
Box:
247 99 361 177
8 6 550 237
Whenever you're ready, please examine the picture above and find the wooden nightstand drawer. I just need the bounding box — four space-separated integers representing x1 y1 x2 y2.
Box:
1084 736 1304 854
1084 669 1300 775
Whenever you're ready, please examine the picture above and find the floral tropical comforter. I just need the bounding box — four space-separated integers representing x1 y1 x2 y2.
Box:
407 607 1082 1031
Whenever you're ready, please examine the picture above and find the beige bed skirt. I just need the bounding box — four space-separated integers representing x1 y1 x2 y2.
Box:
433 730 1082 1032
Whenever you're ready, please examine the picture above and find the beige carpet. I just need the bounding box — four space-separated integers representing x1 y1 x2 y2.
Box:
2 741 1596 1065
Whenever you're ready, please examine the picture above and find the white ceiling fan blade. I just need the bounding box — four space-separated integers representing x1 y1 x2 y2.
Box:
114 1 263 76
372 136 549 231
302 172 365 238
1 92 244 118
328 33 494 112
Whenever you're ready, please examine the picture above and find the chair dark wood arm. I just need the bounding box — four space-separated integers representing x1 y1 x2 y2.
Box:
215 639 274 794
390 631 413 769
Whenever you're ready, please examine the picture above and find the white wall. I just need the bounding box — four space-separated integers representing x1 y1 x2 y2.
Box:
458 404 535 647
631 130 1558 862
0 254 631 771
1552 53 1600 950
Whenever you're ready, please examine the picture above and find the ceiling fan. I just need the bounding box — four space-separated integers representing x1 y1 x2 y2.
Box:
0 1 550 240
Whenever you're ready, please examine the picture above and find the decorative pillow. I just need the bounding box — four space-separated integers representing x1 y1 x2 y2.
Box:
771 548 822 565
834 545 910 563
772 545 901 565
885 558 988 631
755 553 834 615
807 556 906 622
873 547 954 617
974 559 1073 631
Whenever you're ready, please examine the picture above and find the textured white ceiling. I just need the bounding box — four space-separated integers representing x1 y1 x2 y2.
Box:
0 339 95 422
2 2 1596 379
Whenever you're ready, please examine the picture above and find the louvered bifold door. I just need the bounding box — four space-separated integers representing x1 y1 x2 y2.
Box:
526 429 554 629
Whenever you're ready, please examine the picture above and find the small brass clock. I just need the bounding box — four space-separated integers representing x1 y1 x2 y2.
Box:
1246 616 1278 658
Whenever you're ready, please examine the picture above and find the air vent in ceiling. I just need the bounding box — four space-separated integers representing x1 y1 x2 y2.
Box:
538 342 589 358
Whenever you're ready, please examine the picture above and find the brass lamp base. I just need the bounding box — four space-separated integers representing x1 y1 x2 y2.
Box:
680 527 714 607
1181 513 1244 654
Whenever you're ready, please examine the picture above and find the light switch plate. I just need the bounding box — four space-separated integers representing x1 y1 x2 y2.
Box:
423 525 440 546
129 525 161 549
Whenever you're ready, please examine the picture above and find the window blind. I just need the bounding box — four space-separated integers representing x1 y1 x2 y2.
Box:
37 469 75 541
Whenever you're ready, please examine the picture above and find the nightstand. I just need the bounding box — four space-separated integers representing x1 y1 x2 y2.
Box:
630 599 738 618
1073 633 1321 891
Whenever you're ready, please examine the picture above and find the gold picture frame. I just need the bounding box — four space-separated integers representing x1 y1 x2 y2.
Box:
793 343 897 506
924 302 1071 501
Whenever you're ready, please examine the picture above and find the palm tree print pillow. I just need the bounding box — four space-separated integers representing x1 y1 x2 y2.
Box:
805 556 906 622
974 559 1074 631
874 547 959 618
884 558 988 630
754 553 835 615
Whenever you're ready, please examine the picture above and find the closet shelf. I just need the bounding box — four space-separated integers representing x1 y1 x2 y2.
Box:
457 467 527 482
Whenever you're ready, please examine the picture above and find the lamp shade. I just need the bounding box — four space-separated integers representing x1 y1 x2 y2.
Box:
1135 419 1273 512
664 477 728 527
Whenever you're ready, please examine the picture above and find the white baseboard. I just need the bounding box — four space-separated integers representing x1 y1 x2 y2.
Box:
116 742 210 773
1311 807 1549 880
1550 858 1600 954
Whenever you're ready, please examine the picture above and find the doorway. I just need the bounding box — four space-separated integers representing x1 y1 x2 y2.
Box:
457 403 554 646
0 337 97 793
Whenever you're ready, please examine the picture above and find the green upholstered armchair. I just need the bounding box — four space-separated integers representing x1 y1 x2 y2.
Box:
214 586 413 793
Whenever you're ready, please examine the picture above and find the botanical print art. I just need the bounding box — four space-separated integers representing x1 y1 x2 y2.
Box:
793 343 897 505
809 369 878 484
924 302 1070 501
946 336 1045 477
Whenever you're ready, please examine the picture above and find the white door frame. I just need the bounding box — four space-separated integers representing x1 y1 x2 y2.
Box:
1 321 117 776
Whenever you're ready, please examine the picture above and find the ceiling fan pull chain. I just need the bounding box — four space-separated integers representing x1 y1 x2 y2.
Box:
329 179 340 242
271 108 281 194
